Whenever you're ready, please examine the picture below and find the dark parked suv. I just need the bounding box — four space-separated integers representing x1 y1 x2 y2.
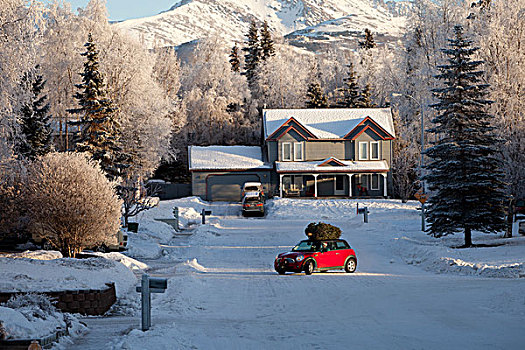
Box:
242 192 265 216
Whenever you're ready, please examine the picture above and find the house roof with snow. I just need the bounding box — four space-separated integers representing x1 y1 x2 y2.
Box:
188 146 272 171
276 158 389 173
263 108 395 140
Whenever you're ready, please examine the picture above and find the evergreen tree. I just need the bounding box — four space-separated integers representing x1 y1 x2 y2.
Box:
356 83 376 108
242 20 261 89
17 65 53 160
359 28 376 49
259 20 275 60
305 81 328 109
68 33 129 180
424 25 506 247
229 44 241 72
334 63 361 108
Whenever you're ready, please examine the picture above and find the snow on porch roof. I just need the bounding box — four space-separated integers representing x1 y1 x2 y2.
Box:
263 108 395 139
188 146 272 171
276 160 389 173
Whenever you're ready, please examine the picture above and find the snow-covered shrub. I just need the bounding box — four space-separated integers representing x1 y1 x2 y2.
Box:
0 160 28 241
0 293 87 340
4 293 57 321
304 222 342 241
24 152 122 257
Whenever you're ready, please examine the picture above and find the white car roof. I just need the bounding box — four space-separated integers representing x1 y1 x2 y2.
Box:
243 182 262 187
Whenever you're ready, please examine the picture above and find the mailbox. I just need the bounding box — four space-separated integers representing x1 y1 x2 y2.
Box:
357 208 368 214
201 209 212 224
136 277 167 293
356 203 369 223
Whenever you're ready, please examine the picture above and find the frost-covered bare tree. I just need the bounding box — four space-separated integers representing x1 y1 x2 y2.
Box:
0 0 44 162
470 0 525 199
176 36 254 155
39 1 85 151
24 152 121 257
389 0 469 198
253 44 312 109
40 0 172 179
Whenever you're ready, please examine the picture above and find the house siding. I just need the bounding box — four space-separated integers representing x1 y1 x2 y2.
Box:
304 141 345 161
267 141 278 163
353 129 392 166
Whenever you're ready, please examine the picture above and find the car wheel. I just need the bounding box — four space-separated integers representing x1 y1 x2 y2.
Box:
304 260 315 275
275 266 286 275
344 257 357 273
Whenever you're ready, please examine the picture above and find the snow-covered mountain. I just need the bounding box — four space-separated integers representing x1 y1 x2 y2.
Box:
115 0 407 50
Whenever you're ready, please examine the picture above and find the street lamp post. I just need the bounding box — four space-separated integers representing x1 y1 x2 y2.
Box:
392 93 426 231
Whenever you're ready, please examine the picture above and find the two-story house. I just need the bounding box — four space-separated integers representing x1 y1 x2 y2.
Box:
188 108 395 201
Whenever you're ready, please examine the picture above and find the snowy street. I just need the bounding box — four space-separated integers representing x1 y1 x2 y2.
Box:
67 198 525 349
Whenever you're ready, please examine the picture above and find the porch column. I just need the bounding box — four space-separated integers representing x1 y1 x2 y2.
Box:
381 174 388 197
313 174 318 197
279 174 284 197
347 174 353 197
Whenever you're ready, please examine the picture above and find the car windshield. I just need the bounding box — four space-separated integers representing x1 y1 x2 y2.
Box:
292 241 321 252
244 197 260 203
245 186 259 191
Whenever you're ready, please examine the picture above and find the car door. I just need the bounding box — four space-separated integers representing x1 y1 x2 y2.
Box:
315 241 338 269
334 240 351 266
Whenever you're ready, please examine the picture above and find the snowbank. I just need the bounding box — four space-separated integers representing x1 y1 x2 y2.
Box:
124 196 242 260
0 256 137 297
1 250 63 260
393 235 525 278
265 197 418 220
88 252 148 272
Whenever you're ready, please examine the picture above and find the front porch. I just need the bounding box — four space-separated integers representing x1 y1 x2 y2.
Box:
278 173 388 198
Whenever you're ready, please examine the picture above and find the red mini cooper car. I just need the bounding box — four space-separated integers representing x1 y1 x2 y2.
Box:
274 239 357 275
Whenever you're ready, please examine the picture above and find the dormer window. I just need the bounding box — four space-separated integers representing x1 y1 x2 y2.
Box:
282 142 292 161
294 142 303 161
370 141 380 160
359 142 368 160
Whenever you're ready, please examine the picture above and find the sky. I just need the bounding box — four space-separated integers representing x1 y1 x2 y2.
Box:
42 1 177 21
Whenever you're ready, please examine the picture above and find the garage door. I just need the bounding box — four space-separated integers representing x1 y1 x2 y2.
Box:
207 174 260 202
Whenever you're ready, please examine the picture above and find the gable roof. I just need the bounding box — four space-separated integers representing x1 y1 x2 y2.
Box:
188 146 271 171
318 157 346 167
263 108 395 140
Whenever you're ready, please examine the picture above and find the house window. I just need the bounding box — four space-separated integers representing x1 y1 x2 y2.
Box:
282 142 292 161
294 142 303 161
359 142 368 160
371 174 380 190
370 142 380 160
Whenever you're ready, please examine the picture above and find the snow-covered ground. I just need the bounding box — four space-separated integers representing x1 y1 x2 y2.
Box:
0 252 139 297
3 197 524 348
105 197 525 349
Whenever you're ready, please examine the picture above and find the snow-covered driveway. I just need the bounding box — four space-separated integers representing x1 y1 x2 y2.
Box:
102 198 525 349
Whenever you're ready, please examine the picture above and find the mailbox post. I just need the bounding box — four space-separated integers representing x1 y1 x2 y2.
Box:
414 191 428 231
136 274 167 331
201 209 212 224
172 207 179 231
356 203 369 223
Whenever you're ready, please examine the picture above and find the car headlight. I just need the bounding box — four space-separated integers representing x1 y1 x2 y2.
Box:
296 255 304 262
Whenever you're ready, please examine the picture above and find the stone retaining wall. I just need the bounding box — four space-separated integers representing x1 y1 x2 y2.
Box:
0 283 116 316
